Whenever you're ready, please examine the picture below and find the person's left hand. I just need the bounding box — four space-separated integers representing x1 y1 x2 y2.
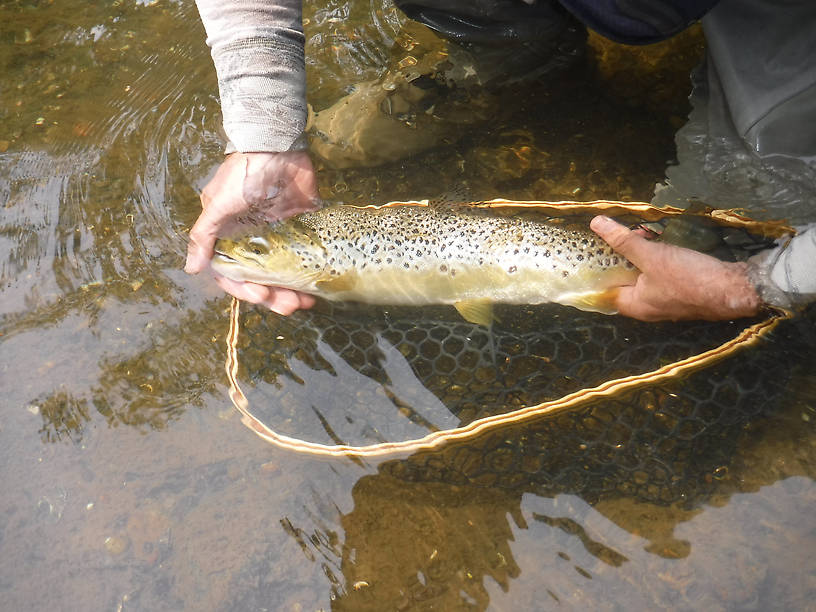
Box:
590 215 762 321
185 151 318 314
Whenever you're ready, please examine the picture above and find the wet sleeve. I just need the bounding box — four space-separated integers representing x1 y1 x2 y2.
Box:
194 0 306 153
748 226 816 309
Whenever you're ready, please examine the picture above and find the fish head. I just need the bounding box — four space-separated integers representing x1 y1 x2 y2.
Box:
211 219 329 291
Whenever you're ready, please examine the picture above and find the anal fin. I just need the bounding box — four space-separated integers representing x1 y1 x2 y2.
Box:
454 299 495 326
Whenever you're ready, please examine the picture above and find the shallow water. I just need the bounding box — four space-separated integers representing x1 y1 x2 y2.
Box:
1 1 814 610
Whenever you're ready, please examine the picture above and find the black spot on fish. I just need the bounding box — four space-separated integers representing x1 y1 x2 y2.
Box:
508 265 517 273
439 264 447 272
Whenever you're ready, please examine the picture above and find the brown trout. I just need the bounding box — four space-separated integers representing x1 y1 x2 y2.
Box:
211 204 639 324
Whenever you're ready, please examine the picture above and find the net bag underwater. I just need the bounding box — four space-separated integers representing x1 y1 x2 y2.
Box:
222 200 803 504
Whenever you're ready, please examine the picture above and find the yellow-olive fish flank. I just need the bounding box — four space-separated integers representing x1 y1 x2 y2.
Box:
211 204 640 323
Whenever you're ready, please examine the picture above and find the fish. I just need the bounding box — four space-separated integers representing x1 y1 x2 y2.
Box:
211 203 640 325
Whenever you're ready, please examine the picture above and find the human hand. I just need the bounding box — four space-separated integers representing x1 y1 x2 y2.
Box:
590 215 761 321
185 151 319 314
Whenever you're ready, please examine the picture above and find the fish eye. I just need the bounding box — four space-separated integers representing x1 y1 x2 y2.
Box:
247 237 270 256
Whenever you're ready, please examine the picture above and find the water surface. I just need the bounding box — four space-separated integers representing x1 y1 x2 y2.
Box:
1 1 814 610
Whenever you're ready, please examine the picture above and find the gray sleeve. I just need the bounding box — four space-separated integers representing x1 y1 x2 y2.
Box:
195 0 307 153
748 225 816 308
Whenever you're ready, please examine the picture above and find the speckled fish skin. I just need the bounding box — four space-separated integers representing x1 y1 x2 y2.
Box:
211 204 640 314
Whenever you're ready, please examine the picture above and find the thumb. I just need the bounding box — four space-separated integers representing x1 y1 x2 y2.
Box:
185 237 211 274
184 214 218 274
590 215 653 270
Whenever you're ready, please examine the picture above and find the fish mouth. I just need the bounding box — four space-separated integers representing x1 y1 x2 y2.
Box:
212 251 238 265
211 251 245 280
211 250 276 285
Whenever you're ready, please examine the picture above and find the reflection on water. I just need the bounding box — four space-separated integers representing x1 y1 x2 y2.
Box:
0 0 814 610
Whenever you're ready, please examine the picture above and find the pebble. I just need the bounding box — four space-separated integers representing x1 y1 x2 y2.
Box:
104 535 130 556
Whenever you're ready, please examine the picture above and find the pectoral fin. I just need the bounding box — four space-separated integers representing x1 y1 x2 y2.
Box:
454 299 495 326
316 270 358 293
562 288 621 315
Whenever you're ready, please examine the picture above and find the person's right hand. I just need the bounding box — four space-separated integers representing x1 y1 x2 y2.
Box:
185 151 319 314
590 215 762 321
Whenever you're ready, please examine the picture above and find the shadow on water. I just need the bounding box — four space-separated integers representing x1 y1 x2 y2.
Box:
0 0 814 610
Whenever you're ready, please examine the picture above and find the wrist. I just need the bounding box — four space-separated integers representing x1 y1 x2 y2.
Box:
722 262 762 318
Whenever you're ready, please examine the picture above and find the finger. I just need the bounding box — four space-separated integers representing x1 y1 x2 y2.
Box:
590 215 659 270
612 285 667 322
259 288 316 315
214 275 272 303
214 276 314 315
185 237 211 274
184 212 220 274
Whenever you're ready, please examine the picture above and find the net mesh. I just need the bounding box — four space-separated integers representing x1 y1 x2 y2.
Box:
230 301 806 504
